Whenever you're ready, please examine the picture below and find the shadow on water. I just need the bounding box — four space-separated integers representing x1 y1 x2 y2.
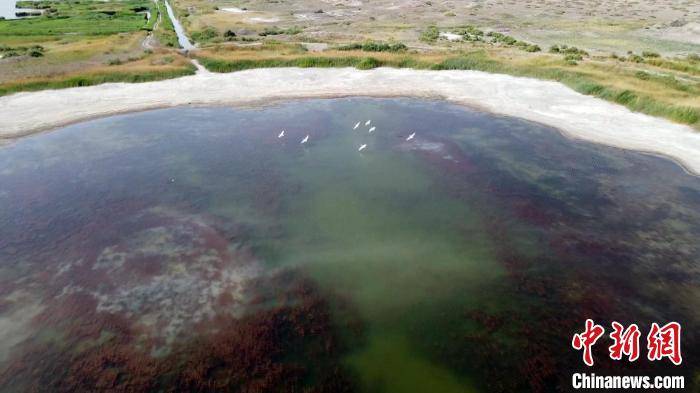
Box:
0 98 698 392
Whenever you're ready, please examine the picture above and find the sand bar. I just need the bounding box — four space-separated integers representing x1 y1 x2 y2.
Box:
1 67 699 174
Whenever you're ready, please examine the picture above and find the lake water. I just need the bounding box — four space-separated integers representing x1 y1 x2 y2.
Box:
0 98 698 392
0 0 18 19
0 0 36 19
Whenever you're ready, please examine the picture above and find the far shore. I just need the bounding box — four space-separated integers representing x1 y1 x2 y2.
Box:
1 67 699 175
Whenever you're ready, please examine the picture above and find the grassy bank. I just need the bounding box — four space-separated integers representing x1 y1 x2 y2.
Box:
0 66 195 96
194 48 699 128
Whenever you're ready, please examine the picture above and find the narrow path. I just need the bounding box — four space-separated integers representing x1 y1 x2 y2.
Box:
191 58 209 74
141 0 160 50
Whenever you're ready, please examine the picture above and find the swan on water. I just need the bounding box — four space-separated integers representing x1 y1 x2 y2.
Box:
301 135 309 144
406 132 415 141
353 122 360 130
358 144 367 152
365 120 371 126
368 126 376 133
278 130 285 138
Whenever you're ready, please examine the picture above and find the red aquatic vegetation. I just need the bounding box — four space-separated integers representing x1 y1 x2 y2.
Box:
0 272 360 393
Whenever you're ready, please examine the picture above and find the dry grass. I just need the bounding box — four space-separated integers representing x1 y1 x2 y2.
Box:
0 32 148 83
0 52 195 95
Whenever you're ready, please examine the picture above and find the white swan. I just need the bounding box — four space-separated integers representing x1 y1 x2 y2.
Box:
278 130 285 138
368 126 376 133
353 122 360 130
358 144 367 151
365 120 371 126
301 135 309 144
406 132 415 141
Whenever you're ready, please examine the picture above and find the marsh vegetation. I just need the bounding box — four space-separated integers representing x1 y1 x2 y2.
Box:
0 0 193 91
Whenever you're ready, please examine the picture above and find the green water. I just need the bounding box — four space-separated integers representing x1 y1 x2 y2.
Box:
266 130 499 391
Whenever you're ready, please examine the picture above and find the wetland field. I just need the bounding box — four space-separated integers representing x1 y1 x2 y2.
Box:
0 98 698 392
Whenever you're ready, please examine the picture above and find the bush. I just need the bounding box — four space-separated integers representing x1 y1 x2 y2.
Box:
635 71 650 80
337 43 362 51
453 25 483 41
0 44 45 57
258 26 302 36
191 27 219 42
420 26 440 42
562 46 588 56
642 51 660 58
338 41 407 52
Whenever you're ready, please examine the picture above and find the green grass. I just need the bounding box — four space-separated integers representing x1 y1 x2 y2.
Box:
0 67 195 96
0 0 153 36
197 56 399 72
196 52 699 127
552 75 699 125
643 57 700 76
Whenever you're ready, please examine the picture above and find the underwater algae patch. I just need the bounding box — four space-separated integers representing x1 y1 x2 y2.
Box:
0 273 358 392
0 204 360 391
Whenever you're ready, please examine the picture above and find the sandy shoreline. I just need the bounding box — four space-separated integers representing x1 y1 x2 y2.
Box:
1 67 699 174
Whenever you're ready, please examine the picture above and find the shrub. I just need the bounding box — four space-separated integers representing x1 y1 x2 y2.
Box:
562 46 588 56
338 41 407 52
642 51 660 58
635 70 650 80
191 27 219 42
337 43 362 51
420 26 440 42
453 25 483 41
259 26 302 36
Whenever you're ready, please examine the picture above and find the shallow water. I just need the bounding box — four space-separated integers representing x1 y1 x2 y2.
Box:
0 98 698 392
0 0 21 19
